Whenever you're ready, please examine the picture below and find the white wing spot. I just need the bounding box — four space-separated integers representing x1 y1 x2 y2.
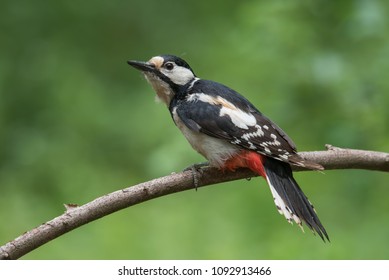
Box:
241 125 264 141
279 154 289 160
248 141 256 150
264 147 272 154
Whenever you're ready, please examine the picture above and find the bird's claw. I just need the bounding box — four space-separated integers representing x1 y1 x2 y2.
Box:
183 162 209 190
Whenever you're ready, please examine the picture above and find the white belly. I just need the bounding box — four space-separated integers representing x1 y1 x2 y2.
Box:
173 111 240 168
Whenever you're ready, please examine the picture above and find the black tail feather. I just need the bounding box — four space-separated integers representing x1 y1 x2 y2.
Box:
263 157 329 242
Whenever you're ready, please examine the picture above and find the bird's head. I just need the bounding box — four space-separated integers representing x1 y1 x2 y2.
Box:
128 55 196 106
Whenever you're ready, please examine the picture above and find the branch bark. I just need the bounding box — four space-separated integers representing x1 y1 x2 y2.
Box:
1 146 388 259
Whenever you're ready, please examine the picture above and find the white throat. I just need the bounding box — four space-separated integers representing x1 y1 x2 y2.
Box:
144 73 174 106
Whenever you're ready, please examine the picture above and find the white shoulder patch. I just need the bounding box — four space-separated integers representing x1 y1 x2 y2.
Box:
219 105 256 129
188 93 256 129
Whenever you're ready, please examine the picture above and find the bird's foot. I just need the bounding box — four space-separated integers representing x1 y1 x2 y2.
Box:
183 162 209 190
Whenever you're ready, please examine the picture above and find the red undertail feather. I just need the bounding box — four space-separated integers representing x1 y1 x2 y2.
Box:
223 151 266 178
223 151 329 241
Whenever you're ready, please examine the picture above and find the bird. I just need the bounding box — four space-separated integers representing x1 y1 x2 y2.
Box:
127 54 329 241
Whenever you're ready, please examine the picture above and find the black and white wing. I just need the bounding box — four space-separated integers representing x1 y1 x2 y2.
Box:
173 79 322 170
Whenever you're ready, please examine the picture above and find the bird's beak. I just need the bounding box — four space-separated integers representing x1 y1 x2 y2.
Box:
127 60 156 72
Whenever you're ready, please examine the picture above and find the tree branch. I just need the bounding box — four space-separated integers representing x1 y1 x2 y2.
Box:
1 146 388 259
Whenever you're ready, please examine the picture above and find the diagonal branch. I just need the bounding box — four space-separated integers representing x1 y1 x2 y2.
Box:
0 145 388 259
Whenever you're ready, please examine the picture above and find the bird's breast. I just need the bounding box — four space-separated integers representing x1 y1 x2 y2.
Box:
172 108 240 168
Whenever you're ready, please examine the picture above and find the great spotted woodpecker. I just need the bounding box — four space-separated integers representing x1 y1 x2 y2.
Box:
128 55 329 241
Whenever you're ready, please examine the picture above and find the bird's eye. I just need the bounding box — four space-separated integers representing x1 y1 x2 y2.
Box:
165 62 174 70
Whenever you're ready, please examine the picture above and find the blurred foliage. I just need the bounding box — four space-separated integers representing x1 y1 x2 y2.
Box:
0 0 388 259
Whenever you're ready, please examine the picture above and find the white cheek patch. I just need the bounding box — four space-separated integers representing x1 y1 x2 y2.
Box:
162 66 195 85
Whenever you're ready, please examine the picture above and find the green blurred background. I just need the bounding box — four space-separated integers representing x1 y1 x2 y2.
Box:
1 0 388 259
